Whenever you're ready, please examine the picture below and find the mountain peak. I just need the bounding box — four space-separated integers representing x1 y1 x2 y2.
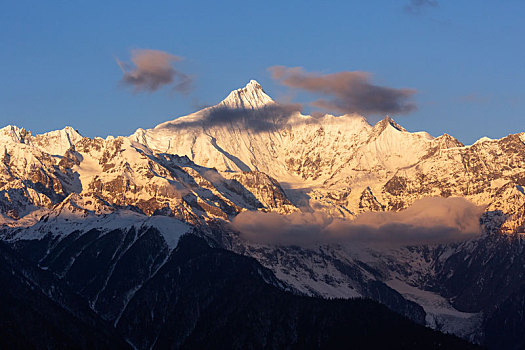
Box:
0 125 31 144
246 79 262 89
435 133 464 148
373 116 406 135
219 80 274 110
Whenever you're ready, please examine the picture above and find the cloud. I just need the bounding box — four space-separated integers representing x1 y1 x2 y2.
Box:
269 66 417 116
232 197 484 247
164 103 303 132
116 49 192 93
404 0 438 15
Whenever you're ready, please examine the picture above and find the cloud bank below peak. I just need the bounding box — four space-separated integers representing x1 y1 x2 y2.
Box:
232 197 484 247
269 66 417 117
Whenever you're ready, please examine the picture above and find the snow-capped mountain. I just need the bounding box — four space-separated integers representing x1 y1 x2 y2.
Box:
130 80 525 229
0 125 294 226
0 124 82 156
1 80 524 349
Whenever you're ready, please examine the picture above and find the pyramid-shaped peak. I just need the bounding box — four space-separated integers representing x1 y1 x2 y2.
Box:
219 80 274 110
374 116 406 133
435 133 464 148
246 79 262 89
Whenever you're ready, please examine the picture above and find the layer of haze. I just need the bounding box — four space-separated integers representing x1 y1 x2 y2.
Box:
1 1 524 144
232 197 484 247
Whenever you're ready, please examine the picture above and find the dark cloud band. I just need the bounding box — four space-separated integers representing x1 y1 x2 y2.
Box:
162 103 302 132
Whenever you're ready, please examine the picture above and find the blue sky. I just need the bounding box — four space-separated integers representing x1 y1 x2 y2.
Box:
0 0 523 144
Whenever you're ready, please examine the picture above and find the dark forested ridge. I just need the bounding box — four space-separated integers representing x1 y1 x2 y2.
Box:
1 233 479 349
0 241 129 349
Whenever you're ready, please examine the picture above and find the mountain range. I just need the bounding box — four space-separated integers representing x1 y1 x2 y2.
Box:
1 80 524 349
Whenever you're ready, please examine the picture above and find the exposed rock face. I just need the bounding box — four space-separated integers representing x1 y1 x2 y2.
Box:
0 141 74 219
1 132 298 226
379 134 525 219
359 186 385 212
224 171 297 213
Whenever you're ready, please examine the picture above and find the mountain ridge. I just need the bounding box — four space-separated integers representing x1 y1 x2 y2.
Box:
2 80 524 228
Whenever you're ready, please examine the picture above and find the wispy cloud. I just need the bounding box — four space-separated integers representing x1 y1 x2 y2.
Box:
232 197 483 247
269 66 417 116
404 0 438 15
116 49 192 93
457 93 491 104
